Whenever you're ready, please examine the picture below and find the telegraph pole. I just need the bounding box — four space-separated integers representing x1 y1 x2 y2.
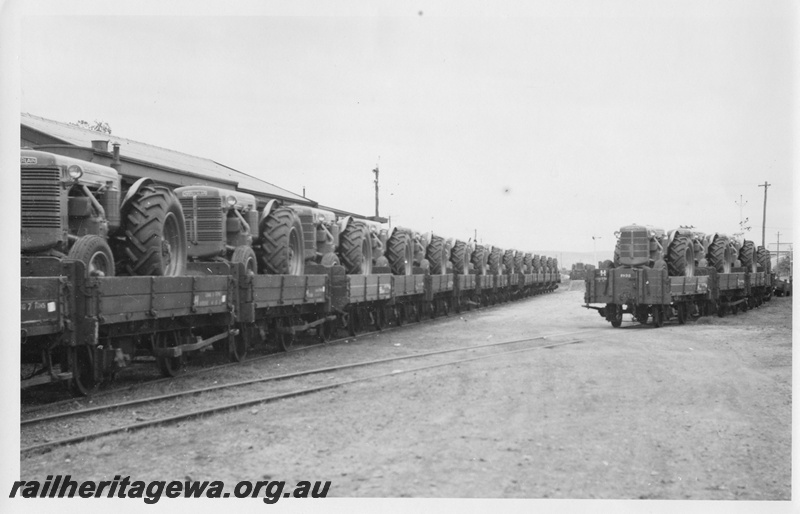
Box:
372 165 379 218
759 182 771 248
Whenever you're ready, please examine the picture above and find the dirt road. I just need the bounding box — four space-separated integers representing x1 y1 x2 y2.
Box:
19 286 792 502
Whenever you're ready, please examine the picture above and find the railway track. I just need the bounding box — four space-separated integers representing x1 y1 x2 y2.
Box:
21 294 549 415
21 327 593 455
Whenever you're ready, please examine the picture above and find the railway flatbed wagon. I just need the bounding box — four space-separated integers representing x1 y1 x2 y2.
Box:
426 273 455 317
585 266 773 328
244 268 334 352
454 273 477 312
21 260 86 390
584 267 711 327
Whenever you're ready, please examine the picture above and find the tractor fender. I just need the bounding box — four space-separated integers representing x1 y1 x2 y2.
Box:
258 199 283 234
337 215 354 235
119 177 155 213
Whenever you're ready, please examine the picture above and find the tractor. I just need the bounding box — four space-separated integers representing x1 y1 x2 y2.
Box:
174 185 260 273
21 146 187 277
259 201 385 275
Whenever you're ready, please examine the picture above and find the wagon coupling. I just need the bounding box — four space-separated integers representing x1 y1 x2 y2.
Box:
152 329 239 358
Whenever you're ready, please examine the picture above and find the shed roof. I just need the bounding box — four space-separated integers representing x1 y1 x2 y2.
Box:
21 113 313 206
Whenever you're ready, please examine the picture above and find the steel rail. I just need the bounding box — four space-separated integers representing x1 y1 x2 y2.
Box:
22 328 593 427
20 292 557 416
21 335 584 455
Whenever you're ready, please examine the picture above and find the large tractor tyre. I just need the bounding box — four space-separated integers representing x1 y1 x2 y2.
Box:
707 237 733 274
261 207 305 275
739 241 757 273
339 221 373 275
503 250 515 275
613 242 621 268
232 245 258 275
116 185 187 277
426 235 448 275
386 230 414 275
666 236 695 277
756 246 771 273
450 240 470 275
522 253 533 273
532 255 541 273
488 248 503 275
471 245 487 275
69 235 115 278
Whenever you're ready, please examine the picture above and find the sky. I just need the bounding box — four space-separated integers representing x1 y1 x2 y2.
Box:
3 0 796 258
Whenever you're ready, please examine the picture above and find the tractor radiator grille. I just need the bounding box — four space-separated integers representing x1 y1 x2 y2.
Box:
299 213 317 253
619 228 650 264
21 168 60 229
180 197 223 242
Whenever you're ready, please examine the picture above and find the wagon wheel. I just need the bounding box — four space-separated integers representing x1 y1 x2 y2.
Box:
345 307 358 336
275 317 295 352
676 304 687 325
430 299 439 319
229 323 255 363
374 306 385 331
610 304 623 328
154 331 185 377
316 320 333 343
651 306 664 328
68 346 97 396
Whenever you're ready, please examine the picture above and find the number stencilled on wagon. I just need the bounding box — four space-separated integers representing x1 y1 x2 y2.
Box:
21 300 56 313
306 286 325 299
619 273 632 278
193 292 226 307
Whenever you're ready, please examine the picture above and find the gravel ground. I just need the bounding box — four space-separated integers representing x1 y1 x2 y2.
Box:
13 285 792 511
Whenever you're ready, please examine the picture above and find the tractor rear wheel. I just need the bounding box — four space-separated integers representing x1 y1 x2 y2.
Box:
450 240 470 275
386 229 414 275
340 221 373 275
707 236 733 274
488 248 503 275
503 250 515 274
667 236 695 277
232 245 257 275
522 253 532 273
116 185 187 276
426 235 448 275
514 252 524 274
756 246 770 273
739 241 757 273
261 207 305 275
69 235 115 278
471 245 487 275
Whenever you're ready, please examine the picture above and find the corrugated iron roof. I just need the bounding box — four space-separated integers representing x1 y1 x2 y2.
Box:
21 113 313 205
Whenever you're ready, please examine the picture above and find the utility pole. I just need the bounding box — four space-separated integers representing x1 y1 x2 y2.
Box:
372 165 379 218
759 182 771 248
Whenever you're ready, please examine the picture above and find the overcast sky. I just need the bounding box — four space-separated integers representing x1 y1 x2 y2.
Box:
6 0 796 255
